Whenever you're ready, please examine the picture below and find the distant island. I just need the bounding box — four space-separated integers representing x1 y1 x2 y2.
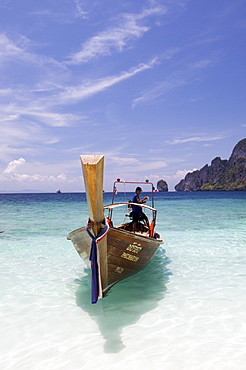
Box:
175 138 246 191
157 179 168 192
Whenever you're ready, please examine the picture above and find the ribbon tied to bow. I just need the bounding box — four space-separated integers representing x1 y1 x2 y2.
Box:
85 219 109 304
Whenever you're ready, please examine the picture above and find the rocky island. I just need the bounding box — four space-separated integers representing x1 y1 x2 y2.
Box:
157 179 168 192
175 138 246 191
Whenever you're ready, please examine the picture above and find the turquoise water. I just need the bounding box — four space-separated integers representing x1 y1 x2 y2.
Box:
1 192 246 369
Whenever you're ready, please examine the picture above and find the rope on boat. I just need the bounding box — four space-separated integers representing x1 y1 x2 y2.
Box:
85 219 109 304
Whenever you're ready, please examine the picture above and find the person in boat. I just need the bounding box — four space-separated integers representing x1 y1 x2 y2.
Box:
132 187 150 232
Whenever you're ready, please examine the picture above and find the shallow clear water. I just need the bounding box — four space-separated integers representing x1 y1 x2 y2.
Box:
1 192 246 369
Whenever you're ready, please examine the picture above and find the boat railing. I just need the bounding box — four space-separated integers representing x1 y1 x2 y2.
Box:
104 202 157 229
112 179 155 209
104 202 156 212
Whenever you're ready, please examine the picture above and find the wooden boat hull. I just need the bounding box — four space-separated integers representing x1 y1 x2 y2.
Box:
67 226 163 294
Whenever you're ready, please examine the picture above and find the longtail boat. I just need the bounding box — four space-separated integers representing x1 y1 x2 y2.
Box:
67 155 163 303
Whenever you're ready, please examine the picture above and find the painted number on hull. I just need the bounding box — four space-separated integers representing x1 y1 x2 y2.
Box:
126 242 142 254
121 252 139 262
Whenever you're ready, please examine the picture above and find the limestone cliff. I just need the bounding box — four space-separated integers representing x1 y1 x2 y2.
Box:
175 138 246 191
157 179 168 192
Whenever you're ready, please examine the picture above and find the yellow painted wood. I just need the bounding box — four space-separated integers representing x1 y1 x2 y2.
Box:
80 155 108 290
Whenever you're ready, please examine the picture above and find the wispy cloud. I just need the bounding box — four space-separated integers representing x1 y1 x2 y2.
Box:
0 121 49 163
136 161 167 172
0 29 161 168
130 19 222 108
132 76 186 107
58 59 158 104
132 54 218 107
107 155 167 172
73 0 88 19
167 135 225 145
0 34 21 60
0 33 65 72
30 4 83 24
0 32 159 109
67 6 166 64
190 59 214 69
0 99 84 127
108 156 140 167
0 98 85 164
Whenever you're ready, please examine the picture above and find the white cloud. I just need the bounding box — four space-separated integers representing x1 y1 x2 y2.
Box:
132 77 186 107
167 135 225 144
132 48 218 107
108 156 140 166
0 158 78 185
3 158 26 173
136 161 167 172
0 97 84 128
58 59 158 104
74 0 88 19
3 172 70 183
0 119 49 162
30 6 82 24
0 33 65 72
190 59 213 69
67 6 166 64
131 58 215 107
174 169 197 178
22 109 83 127
107 155 167 172
0 88 13 96
0 34 24 60
153 168 196 183
154 168 198 191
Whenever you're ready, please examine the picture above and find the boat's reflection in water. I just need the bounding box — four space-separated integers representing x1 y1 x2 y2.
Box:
75 247 171 353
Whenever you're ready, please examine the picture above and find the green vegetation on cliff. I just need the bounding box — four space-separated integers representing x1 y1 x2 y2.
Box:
175 139 246 191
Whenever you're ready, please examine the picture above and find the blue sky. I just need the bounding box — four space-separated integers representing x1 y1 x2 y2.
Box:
0 0 245 192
